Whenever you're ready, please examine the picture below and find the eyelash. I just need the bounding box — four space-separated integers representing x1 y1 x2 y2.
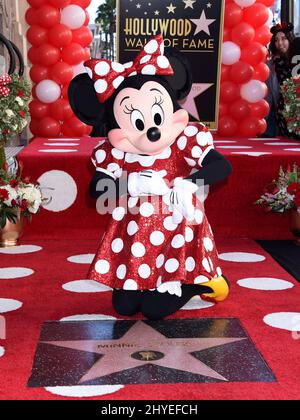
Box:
123 97 164 115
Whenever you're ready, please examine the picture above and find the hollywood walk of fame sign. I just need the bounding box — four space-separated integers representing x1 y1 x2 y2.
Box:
28 318 275 387
116 0 225 130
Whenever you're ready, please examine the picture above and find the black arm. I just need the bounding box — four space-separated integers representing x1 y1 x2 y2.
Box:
185 149 232 186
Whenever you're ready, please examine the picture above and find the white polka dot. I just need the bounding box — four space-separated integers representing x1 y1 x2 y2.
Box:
144 39 158 54
160 42 164 54
194 275 210 284
156 254 165 268
95 149 106 163
95 259 110 274
171 234 185 248
150 231 165 246
196 132 209 146
60 314 116 322
185 257 195 272
116 264 127 279
163 216 178 231
219 252 265 262
107 162 120 173
140 55 151 64
0 298 22 313
263 312 300 332
85 66 93 79
157 55 170 69
128 71 137 77
184 126 198 137
131 242 146 257
45 385 124 398
209 257 214 271
94 79 108 94
203 237 214 252
123 279 138 290
111 148 124 160
177 136 187 150
95 61 110 76
127 220 138 235
0 267 34 279
0 245 42 254
237 277 294 291
184 157 196 167
185 227 194 242
67 254 95 264
165 258 179 273
181 295 214 310
191 146 203 158
138 264 151 278
111 62 124 72
141 64 156 75
195 209 204 224
128 197 139 209
112 207 126 221
113 76 124 89
123 61 133 68
216 267 222 277
202 257 211 273
139 202 154 217
62 280 112 293
156 276 162 287
0 346 4 357
111 238 124 253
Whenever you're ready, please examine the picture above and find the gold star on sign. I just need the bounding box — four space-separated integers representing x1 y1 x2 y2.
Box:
183 0 196 9
138 351 157 361
167 3 176 14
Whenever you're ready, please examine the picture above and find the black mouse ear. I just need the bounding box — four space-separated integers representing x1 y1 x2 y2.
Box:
163 50 193 101
68 73 106 127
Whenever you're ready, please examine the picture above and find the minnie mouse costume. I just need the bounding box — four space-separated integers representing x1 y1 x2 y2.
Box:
69 35 232 320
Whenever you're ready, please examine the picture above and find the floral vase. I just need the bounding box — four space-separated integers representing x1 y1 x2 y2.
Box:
0 216 24 247
289 209 300 246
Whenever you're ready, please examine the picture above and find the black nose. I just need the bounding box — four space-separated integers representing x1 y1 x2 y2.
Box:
147 127 161 142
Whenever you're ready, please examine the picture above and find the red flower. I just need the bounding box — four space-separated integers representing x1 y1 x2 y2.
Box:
9 179 18 188
264 182 279 195
0 178 5 186
20 199 28 209
0 188 9 201
294 191 300 207
11 199 17 207
19 111 25 118
287 182 300 195
23 176 30 184
17 90 24 97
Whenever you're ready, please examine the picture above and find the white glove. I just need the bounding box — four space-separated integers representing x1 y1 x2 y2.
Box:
168 177 198 224
128 170 170 197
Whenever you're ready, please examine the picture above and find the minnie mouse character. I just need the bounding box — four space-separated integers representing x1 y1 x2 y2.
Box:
69 35 232 320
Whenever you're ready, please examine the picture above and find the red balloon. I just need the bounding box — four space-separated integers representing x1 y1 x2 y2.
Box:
28 47 40 65
49 0 71 7
61 85 69 99
50 62 74 85
221 65 230 82
254 25 272 46
61 43 85 65
29 100 50 119
222 27 231 42
241 42 266 66
231 22 255 46
30 65 50 83
72 0 92 7
48 24 73 48
224 3 243 28
84 125 93 136
259 0 275 6
25 8 38 25
229 99 251 120
39 117 61 137
27 0 47 7
229 61 254 84
84 10 90 26
257 119 267 135
32 85 38 99
26 25 48 47
253 62 270 81
72 27 93 47
239 117 259 137
249 100 270 119
218 102 229 118
220 81 239 103
36 44 60 66
50 99 73 120
243 3 269 28
30 119 40 137
218 116 238 137
36 5 60 29
62 117 87 137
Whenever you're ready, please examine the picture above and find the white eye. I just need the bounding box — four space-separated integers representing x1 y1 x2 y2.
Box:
131 110 145 131
152 104 164 126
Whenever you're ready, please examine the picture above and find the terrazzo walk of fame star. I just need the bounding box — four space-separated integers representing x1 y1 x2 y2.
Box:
28 318 275 387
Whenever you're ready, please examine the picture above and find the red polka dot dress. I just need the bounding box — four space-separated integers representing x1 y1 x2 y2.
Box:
88 122 223 291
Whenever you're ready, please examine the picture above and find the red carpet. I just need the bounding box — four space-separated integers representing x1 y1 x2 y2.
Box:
1 236 300 400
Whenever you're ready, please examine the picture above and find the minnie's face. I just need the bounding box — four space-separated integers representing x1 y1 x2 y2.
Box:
108 81 188 155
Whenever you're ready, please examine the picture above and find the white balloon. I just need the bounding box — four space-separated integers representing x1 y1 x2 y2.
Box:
36 80 61 104
73 62 86 77
61 5 85 30
233 0 256 8
221 41 241 65
240 80 266 103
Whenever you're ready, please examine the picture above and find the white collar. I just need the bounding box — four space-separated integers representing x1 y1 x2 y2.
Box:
125 146 172 167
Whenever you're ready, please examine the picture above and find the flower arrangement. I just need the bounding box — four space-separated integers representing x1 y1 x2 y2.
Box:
281 76 300 136
255 164 300 214
0 73 31 142
0 160 43 229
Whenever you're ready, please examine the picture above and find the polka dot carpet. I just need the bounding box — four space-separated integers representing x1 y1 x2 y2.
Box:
0 236 300 399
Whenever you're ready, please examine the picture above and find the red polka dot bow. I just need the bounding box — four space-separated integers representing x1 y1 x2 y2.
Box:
0 73 12 98
84 35 174 103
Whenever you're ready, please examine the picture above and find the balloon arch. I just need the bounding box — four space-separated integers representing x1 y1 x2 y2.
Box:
25 0 274 138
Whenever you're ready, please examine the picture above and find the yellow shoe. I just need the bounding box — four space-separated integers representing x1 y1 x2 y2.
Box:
201 276 229 302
